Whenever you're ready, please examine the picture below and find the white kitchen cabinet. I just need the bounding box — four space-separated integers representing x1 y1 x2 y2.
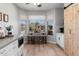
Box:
0 46 8 56
47 35 55 43
17 44 24 56
56 33 64 49
0 40 18 56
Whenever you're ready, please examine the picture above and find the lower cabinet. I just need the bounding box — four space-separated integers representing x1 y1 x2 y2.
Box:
17 45 24 56
56 33 64 49
0 40 18 56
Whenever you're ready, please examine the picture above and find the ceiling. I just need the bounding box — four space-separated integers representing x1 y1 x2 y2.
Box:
15 3 64 11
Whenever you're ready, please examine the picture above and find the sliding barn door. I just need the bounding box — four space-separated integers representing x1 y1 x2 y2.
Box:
64 4 79 56
64 5 73 55
72 4 79 55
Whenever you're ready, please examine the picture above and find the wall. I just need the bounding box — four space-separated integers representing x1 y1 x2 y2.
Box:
18 8 47 20
55 8 64 33
18 8 28 20
0 3 20 39
46 9 56 43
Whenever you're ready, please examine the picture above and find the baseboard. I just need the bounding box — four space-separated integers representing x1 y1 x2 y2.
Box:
47 41 56 44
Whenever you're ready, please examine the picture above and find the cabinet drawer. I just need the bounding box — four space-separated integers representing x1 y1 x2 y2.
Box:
0 40 18 56
0 47 8 55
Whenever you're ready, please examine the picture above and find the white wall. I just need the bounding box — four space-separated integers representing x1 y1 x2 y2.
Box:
55 8 64 33
18 8 47 20
18 8 28 20
46 9 56 43
0 3 20 39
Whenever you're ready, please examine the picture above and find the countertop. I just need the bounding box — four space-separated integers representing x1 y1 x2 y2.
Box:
27 35 47 36
0 37 17 49
56 33 64 35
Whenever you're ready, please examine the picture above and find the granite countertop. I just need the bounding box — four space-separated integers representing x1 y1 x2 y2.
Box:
0 37 17 49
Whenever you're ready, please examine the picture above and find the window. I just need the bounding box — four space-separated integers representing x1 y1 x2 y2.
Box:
19 20 27 31
29 19 46 33
29 15 46 34
47 20 53 35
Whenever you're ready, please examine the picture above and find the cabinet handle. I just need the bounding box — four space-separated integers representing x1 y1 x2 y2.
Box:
59 37 60 40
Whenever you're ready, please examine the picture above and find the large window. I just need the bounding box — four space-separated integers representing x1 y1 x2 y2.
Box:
29 19 46 33
19 15 53 35
29 15 46 34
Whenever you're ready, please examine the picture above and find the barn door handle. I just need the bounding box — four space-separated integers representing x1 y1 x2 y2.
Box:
77 46 79 48
69 29 71 34
78 10 79 12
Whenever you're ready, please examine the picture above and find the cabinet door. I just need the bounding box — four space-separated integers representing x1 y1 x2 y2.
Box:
0 40 18 56
64 6 73 55
72 4 79 55
56 34 60 44
60 34 64 48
